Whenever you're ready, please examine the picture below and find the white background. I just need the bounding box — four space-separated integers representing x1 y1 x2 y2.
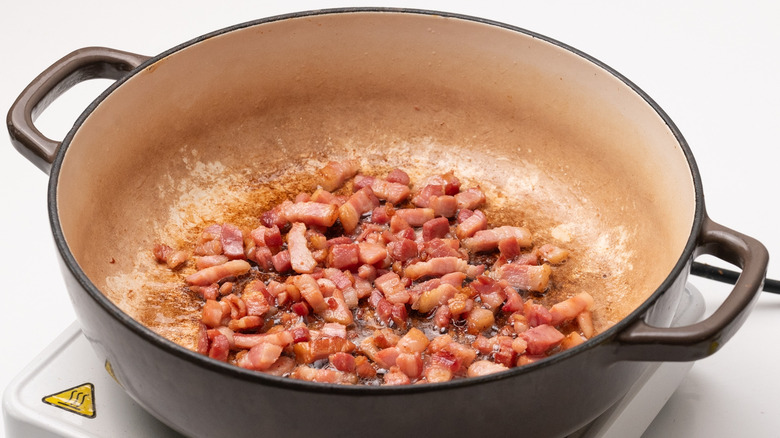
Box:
1 1 779 436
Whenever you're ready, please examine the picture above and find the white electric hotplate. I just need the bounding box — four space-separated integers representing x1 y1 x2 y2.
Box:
2 284 705 438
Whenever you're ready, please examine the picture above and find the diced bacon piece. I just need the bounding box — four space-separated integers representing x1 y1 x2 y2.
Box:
327 243 360 269
207 331 230 362
290 325 311 343
455 209 487 239
462 226 532 253
282 201 339 228
355 355 377 379
415 283 458 313
439 172 461 195
228 315 263 332
479 285 507 311
561 332 586 350
194 224 223 256
524 300 553 327
383 367 412 386
288 223 317 274
233 330 294 350
329 352 356 373
429 195 458 218
421 238 462 259
197 324 210 355
222 294 247 320
262 356 296 377
357 242 387 265
396 327 430 354
467 360 509 377
295 337 357 364
338 187 380 233
154 244 189 269
319 159 360 191
396 352 423 379
538 243 570 264
374 272 411 305
271 250 292 272
423 365 453 383
454 187 486 210
549 292 595 326
290 366 358 385
577 310 595 339
373 347 400 369
498 237 526 261
261 205 286 229
185 259 252 286
412 184 444 208
404 256 475 280
250 225 283 248
220 224 245 260
519 324 565 355
252 245 274 270
447 293 474 317
387 238 418 262
502 286 523 313
393 208 435 227
389 213 411 233
311 188 338 205
493 336 517 367
512 337 528 355
496 263 552 292
201 299 226 329
390 302 409 330
466 308 495 334
292 274 328 313
321 289 354 325
295 192 311 203
195 254 229 270
363 177 410 204
353 174 376 190
510 313 531 334
422 217 451 241
371 205 392 224
320 322 348 339
433 304 452 329
471 335 495 355
443 341 477 370
386 168 411 185
242 280 270 316
242 343 284 371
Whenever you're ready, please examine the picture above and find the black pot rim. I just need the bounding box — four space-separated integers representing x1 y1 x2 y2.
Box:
47 7 705 395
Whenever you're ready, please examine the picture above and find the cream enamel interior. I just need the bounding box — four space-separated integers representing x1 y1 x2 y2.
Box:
55 12 696 349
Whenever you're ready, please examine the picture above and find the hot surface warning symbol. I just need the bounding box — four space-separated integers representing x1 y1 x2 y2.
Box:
42 383 96 418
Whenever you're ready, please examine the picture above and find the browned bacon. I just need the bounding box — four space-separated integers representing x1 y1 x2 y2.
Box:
171 166 596 385
318 159 360 192
185 260 252 286
462 226 532 253
287 223 317 274
454 187 486 210
496 263 552 292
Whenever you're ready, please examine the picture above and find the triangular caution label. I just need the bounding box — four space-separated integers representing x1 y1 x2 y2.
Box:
42 383 96 418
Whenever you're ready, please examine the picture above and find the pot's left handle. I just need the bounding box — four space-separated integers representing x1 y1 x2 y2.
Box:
7 47 150 174
614 216 768 362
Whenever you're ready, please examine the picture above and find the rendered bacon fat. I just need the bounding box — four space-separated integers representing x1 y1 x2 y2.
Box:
155 162 592 385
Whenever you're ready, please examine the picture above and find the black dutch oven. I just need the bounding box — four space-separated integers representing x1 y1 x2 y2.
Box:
7 8 768 438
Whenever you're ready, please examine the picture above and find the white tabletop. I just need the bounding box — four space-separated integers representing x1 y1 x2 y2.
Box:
2 1 778 437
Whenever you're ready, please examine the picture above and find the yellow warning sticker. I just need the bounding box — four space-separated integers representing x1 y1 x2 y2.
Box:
42 383 96 418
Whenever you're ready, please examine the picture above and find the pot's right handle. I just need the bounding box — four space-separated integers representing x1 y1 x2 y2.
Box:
7 47 149 174
615 216 768 362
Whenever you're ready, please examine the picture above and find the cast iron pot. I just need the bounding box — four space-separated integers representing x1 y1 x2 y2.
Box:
7 8 769 438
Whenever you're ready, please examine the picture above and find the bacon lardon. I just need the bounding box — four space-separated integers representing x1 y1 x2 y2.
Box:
160 166 591 385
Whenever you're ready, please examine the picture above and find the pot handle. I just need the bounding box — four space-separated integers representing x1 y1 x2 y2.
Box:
7 47 149 174
615 216 768 361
